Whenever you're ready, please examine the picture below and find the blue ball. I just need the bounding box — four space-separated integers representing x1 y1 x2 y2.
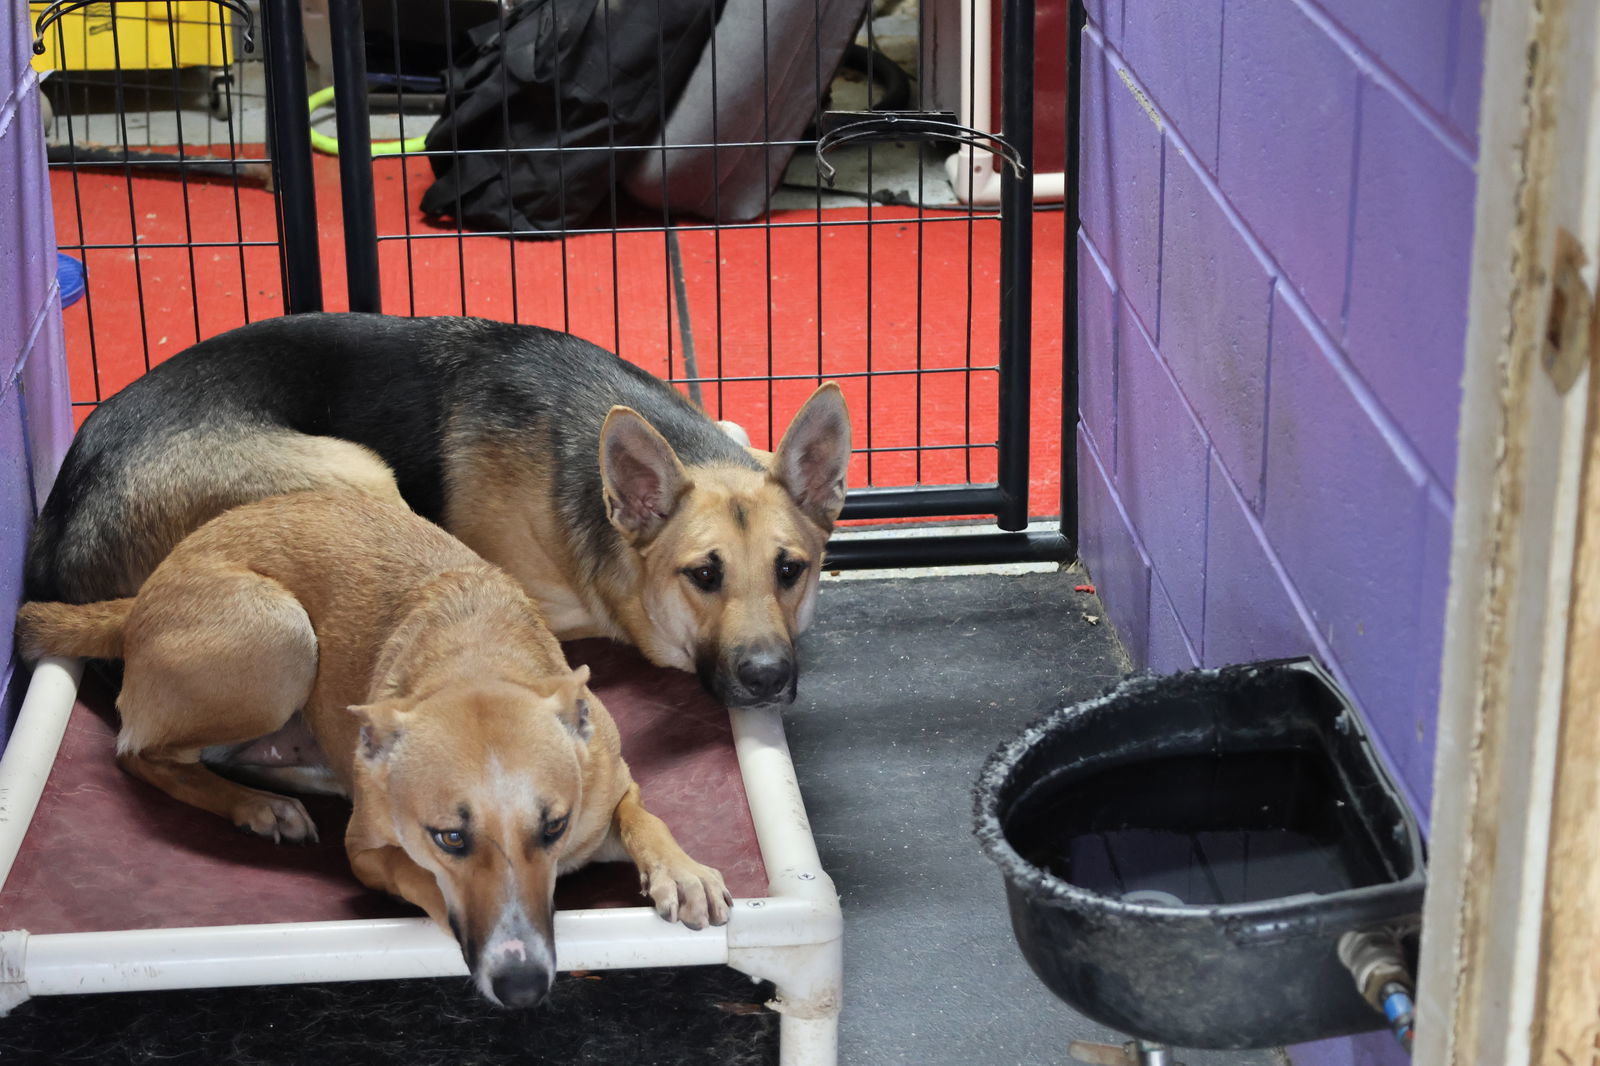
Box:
57 253 85 308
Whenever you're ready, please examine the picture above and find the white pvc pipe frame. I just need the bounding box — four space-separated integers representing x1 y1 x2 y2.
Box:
945 0 1068 206
0 657 843 1066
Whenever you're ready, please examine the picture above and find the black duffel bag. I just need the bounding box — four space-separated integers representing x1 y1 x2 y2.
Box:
421 0 720 235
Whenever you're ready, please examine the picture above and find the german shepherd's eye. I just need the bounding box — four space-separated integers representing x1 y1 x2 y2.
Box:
431 828 470 854
541 815 569 847
775 555 807 589
683 560 722 593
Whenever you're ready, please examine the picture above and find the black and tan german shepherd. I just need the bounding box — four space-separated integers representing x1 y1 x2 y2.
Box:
25 313 852 707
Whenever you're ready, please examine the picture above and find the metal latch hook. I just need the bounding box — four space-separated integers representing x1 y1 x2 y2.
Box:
813 112 1027 187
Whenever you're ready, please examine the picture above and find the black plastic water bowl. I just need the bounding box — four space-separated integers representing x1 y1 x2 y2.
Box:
974 658 1425 1050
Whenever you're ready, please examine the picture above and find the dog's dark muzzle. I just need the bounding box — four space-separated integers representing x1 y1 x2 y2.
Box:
702 645 798 707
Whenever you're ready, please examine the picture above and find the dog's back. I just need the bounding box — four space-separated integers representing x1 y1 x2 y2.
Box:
24 487 565 696
26 313 447 602
24 312 847 706
26 313 748 604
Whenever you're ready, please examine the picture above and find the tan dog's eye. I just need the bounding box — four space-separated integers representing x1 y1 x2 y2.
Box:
541 816 569 847
431 828 469 853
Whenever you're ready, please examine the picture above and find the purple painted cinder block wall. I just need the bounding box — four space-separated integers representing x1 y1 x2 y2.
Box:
1075 3 1479 1063
1 9 73 746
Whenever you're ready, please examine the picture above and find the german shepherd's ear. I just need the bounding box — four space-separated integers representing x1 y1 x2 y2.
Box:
773 382 852 530
348 700 407 763
601 407 689 545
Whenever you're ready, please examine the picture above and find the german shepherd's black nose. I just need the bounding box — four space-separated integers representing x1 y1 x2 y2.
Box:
735 650 793 703
702 644 799 707
491 965 553 1009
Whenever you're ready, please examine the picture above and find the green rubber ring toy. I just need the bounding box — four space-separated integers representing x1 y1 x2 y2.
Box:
308 85 427 157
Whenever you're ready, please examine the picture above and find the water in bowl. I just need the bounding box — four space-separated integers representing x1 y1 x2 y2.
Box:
1007 748 1396 905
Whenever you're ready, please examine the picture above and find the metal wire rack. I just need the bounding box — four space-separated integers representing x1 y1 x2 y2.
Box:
37 0 1080 568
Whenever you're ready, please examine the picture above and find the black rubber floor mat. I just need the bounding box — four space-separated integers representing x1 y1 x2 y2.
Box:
0 966 777 1066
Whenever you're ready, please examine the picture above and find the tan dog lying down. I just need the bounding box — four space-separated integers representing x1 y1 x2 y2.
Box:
17 488 730 1008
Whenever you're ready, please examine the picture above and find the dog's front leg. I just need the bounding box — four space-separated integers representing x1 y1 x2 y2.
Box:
348 843 450 928
608 783 732 930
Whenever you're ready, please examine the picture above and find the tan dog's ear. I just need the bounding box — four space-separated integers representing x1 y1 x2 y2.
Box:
348 700 406 763
526 665 595 742
773 382 852 530
564 693 594 743
556 666 596 742
600 407 689 545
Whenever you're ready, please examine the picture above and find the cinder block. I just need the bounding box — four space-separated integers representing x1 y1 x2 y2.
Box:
1081 31 1164 337
0 383 35 701
1084 0 1122 43
1157 145 1272 509
19 296 71 509
1077 427 1152 665
1345 79 1475 488
1077 232 1118 464
1201 451 1313 668
1290 1029 1410 1066
1446 0 1484 148
1319 0 1455 110
1218 0 1358 329
1263 289 1428 723
1392 495 1451 829
1146 578 1198 673
0 85 56 382
2 6 32 116
1114 300 1207 641
1121 0 1223 172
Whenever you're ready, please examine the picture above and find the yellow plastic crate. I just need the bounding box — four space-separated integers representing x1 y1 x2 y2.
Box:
29 2 233 73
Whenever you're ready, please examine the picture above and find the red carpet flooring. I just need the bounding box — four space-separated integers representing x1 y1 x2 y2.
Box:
51 150 1065 517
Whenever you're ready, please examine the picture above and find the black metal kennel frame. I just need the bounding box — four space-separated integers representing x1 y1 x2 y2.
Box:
31 0 299 401
33 0 1083 571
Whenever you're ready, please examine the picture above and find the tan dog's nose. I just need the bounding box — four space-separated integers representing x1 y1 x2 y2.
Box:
473 906 558 1008
490 964 553 1009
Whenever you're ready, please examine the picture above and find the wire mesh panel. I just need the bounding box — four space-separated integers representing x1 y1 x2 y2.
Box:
30 0 309 427
37 0 1073 564
328 0 1067 557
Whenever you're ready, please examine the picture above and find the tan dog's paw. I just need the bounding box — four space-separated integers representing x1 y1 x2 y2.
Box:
233 793 319 844
639 860 733 930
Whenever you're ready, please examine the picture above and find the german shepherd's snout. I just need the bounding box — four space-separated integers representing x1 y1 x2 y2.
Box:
734 646 795 704
702 643 796 708
25 313 853 709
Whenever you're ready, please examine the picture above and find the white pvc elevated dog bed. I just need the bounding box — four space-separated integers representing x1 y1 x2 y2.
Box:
0 640 842 1065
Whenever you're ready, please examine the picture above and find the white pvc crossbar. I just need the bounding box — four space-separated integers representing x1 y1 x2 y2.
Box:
21 910 728 996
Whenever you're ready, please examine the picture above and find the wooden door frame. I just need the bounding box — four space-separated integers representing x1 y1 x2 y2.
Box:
1415 0 1600 1063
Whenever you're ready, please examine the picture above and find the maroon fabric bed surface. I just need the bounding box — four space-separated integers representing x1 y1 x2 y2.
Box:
0 640 766 934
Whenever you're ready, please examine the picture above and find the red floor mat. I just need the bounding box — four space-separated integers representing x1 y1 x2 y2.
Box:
0 640 765 935
51 152 1064 515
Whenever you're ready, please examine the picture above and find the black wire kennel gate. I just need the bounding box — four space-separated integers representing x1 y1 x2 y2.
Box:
34 0 1081 571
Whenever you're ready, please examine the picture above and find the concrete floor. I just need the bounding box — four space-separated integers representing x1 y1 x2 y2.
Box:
784 568 1283 1066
